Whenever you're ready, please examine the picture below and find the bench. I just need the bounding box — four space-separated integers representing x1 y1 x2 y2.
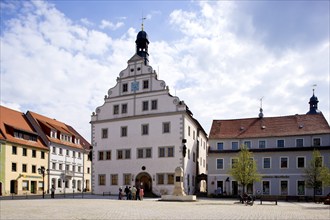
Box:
102 192 111 196
260 196 278 205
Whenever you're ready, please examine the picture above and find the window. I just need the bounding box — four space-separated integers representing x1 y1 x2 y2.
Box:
217 143 224 150
277 140 284 148
297 181 305 195
167 174 174 184
41 151 45 159
31 149 36 158
263 157 271 169
52 147 56 154
22 148 27 156
280 180 288 195
151 100 158 110
22 180 29 191
98 175 106 186
146 148 152 158
111 174 118 185
216 158 224 169
121 126 127 137
259 140 266 149
231 158 238 168
157 174 164 184
66 150 69 156
59 148 63 155
58 179 62 188
121 104 127 114
143 80 149 89
296 138 304 147
262 181 270 195
125 149 131 159
313 138 321 146
232 142 239 150
98 151 104 160
188 126 191 136
66 165 70 171
72 165 76 172
12 146 17 155
117 149 131 160
106 151 111 160
142 101 149 111
52 162 56 170
244 141 251 149
168 147 174 157
163 122 170 133
137 149 144 158
72 151 76 158
117 150 123 159
78 152 81 158
297 157 305 168
22 164 27 172
12 163 17 172
32 165 36 173
102 128 108 139
142 124 149 135
158 147 174 158
122 83 128 92
280 157 288 168
123 174 131 185
315 181 323 195
59 164 63 170
113 105 119 115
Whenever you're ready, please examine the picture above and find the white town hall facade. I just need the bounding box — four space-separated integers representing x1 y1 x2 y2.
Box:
91 28 208 196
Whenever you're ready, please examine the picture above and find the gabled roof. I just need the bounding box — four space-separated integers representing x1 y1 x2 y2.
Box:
0 105 47 149
209 113 330 139
27 111 88 150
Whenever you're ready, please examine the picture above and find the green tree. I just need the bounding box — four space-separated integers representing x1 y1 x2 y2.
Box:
304 149 330 202
229 145 261 194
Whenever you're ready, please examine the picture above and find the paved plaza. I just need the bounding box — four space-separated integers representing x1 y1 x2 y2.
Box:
1 195 330 220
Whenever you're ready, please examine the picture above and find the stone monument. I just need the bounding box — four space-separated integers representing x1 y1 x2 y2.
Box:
161 167 196 201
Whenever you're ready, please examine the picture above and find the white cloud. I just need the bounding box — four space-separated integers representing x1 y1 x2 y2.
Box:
99 19 124 30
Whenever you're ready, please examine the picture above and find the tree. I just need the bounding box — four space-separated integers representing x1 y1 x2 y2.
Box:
304 149 330 202
229 145 261 194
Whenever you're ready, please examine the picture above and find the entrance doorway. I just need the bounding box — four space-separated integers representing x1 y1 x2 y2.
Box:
232 181 238 196
0 182 2 195
10 180 17 194
31 181 37 194
135 172 152 193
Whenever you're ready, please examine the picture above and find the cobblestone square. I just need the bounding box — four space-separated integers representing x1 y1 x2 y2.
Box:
1 195 330 220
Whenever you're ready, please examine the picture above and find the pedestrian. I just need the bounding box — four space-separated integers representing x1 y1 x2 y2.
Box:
128 186 132 200
131 186 137 200
118 187 123 200
124 186 129 200
51 185 55 198
139 187 144 200
136 187 141 200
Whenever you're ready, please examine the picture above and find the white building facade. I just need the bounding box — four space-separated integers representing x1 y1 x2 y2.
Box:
91 29 208 196
26 111 92 195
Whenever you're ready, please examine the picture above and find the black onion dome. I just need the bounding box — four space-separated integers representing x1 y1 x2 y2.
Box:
136 30 149 43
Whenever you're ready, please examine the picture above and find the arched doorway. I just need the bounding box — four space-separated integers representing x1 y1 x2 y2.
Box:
135 172 152 193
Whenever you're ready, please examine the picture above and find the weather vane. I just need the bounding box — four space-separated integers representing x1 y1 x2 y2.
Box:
141 14 146 30
260 96 264 109
312 84 317 93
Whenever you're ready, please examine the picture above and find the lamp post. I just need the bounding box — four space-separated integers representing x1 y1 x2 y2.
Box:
38 167 48 199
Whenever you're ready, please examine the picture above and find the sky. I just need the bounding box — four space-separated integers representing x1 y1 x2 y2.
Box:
1 0 329 142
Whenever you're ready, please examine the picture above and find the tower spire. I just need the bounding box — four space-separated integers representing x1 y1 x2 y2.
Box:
258 97 264 118
307 84 321 114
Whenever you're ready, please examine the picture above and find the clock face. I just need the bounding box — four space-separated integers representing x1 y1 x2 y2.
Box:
131 81 139 92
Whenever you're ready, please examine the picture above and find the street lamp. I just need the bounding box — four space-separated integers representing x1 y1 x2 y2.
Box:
38 167 48 199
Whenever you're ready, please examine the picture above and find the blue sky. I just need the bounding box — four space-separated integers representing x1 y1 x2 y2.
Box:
1 0 329 141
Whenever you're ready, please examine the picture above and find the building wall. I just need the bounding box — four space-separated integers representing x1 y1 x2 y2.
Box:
0 142 6 196
2 142 48 196
48 143 84 194
208 134 330 197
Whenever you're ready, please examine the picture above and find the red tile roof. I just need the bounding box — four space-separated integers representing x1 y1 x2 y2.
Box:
209 114 330 139
27 111 88 150
0 106 48 150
